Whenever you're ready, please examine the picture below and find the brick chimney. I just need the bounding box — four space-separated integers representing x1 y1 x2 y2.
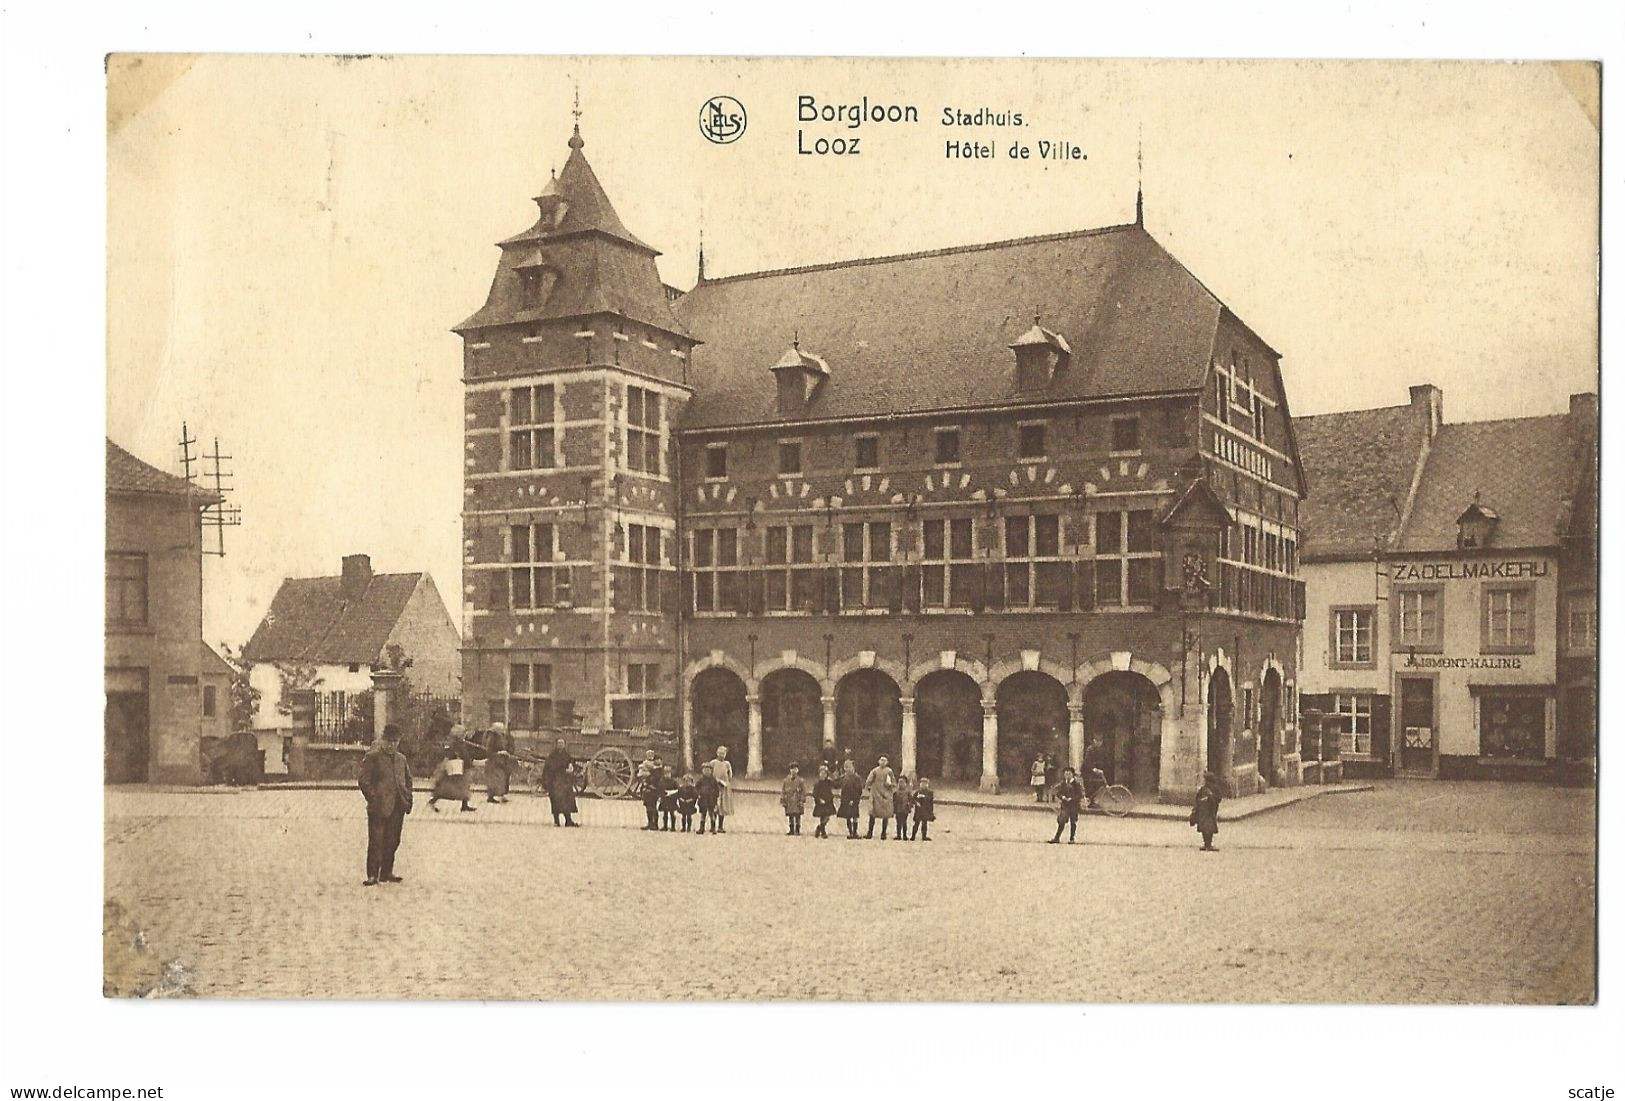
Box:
1408 383 1443 440
341 554 373 601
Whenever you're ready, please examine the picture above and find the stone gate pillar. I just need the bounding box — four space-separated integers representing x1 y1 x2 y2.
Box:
1067 702 1086 771
370 669 403 740
746 693 764 778
681 693 696 772
900 696 917 778
980 700 1000 793
821 695 837 748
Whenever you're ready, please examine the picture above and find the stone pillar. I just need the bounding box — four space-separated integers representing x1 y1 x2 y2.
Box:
681 693 696 772
746 693 764 778
980 700 1000 793
821 695 837 749
900 696 918 778
370 669 403 740
1059 701 1085 772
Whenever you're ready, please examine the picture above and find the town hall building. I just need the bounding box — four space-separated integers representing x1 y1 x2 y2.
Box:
455 122 1309 800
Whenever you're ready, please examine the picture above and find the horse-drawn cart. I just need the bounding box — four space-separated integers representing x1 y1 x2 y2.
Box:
513 726 680 799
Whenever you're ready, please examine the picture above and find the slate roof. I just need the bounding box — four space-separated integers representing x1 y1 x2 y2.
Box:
1394 414 1574 554
455 130 690 337
107 438 218 501
200 642 235 678
241 572 424 665
1294 405 1427 560
671 224 1229 429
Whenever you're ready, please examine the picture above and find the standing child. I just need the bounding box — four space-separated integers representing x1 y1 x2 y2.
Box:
676 772 699 833
780 763 808 835
658 768 680 831
1030 753 1048 803
640 761 665 831
837 760 864 839
911 778 935 841
893 773 913 842
1190 770 1223 851
696 763 721 836
811 764 836 838
1050 767 1084 844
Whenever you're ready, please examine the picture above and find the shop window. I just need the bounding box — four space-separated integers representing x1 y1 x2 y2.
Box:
1330 606 1375 667
1396 587 1443 651
1479 694 1545 760
1481 585 1534 653
840 521 895 610
1331 693 1373 757
920 517 977 608
704 444 728 479
934 427 961 466
691 527 742 614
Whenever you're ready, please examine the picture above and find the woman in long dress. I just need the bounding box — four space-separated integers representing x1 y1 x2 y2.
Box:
543 737 579 827
708 746 735 833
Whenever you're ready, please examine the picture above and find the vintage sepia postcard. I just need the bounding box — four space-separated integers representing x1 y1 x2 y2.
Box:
103 55 1598 1005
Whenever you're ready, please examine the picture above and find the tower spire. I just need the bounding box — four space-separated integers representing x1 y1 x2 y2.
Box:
697 226 706 283
569 83 584 150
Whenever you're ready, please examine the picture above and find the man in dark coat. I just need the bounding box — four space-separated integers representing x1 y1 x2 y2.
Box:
1190 770 1223 851
543 737 579 827
358 724 412 886
1049 767 1085 844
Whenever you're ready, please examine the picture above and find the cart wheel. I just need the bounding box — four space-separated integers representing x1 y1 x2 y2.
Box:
1099 784 1134 817
587 747 634 799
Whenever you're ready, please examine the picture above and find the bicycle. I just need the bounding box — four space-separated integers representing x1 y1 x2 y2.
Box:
1084 772 1134 817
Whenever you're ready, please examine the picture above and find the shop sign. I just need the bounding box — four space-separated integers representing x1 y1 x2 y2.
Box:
1390 559 1549 582
1402 654 1522 670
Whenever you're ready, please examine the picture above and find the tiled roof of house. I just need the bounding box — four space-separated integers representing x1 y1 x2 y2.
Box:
200 642 235 678
1394 414 1573 553
671 223 1228 429
1295 405 1426 560
107 438 218 501
241 572 423 665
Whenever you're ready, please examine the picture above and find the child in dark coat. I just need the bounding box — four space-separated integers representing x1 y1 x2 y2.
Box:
1050 767 1084 844
696 764 721 836
676 772 699 833
640 762 665 831
1190 770 1223 851
811 764 836 838
780 763 808 836
657 770 680 831
837 760 864 839
893 773 913 842
910 778 935 840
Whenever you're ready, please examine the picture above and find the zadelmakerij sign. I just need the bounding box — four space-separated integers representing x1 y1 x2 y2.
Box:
1390 559 1550 582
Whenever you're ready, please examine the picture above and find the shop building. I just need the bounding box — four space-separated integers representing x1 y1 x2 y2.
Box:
105 439 219 783
456 123 1309 800
1298 388 1597 779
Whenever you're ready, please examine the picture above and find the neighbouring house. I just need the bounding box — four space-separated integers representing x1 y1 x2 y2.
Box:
1297 386 1598 781
241 554 460 771
200 642 234 742
105 438 220 783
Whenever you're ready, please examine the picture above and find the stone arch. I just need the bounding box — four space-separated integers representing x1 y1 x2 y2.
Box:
905 653 990 698
988 652 1080 704
994 669 1070 789
1206 663 1236 796
683 650 758 696
833 666 903 769
1075 652 1179 797
753 652 834 696
913 667 984 784
1258 660 1285 786
828 652 911 697
759 666 824 773
689 665 749 772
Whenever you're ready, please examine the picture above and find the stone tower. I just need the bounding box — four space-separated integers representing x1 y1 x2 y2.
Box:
455 122 694 742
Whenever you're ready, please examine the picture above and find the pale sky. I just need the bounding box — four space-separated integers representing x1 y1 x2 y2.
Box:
105 56 1599 647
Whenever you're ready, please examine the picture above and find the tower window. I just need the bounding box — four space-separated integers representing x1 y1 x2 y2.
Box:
1111 416 1141 453
778 440 803 476
1018 422 1047 460
854 435 880 470
934 428 961 466
626 386 662 475
704 444 728 479
508 385 556 470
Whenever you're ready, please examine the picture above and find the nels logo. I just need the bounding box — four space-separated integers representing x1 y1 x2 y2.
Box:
699 96 747 145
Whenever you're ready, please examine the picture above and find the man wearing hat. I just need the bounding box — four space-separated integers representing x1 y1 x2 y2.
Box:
358 724 413 886
1189 770 1223 851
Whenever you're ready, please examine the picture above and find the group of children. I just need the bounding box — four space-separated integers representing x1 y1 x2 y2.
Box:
638 759 733 834
781 761 938 841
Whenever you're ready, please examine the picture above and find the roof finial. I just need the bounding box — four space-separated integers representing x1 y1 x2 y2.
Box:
697 226 706 283
793 328 800 351
569 82 584 150
1033 306 1042 326
1135 126 1144 226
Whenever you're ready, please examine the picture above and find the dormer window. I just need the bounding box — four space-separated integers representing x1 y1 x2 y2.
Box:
770 342 829 418
1009 321 1071 392
1457 500 1499 549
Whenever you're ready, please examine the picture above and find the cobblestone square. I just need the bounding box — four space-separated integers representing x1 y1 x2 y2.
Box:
104 781 1595 1003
